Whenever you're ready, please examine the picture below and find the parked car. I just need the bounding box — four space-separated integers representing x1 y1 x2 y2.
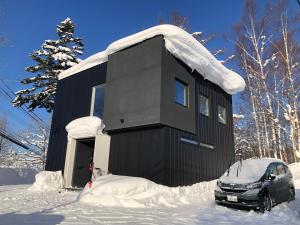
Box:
214 158 295 212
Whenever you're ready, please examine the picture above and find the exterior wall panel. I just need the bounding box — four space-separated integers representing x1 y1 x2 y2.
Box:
46 64 107 171
104 36 163 131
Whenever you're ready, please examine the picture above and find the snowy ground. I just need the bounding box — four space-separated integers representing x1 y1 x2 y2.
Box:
0 165 299 225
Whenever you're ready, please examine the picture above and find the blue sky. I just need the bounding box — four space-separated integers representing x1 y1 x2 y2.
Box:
0 0 298 133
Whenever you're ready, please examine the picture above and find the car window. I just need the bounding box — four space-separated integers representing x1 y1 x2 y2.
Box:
277 164 286 175
284 165 293 178
266 163 279 177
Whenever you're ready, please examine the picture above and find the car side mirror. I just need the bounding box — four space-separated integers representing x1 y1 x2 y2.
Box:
268 174 276 180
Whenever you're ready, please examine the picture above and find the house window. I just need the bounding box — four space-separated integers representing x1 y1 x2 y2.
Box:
218 105 227 124
180 137 198 145
90 84 105 118
199 94 209 116
175 79 188 107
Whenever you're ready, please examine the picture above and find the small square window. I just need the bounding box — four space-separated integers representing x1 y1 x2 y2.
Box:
175 79 188 107
218 105 227 124
199 94 209 116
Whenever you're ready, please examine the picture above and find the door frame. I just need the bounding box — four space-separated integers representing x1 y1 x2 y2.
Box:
64 136 94 188
71 138 95 188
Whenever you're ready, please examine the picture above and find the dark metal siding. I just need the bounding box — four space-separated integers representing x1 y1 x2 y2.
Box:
108 46 234 186
108 126 166 184
163 74 234 186
46 64 107 171
160 49 196 134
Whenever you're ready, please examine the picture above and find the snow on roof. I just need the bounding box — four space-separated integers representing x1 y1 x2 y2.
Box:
59 25 245 94
219 158 284 184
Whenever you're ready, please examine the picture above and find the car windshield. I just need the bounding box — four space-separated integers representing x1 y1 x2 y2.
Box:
219 158 282 184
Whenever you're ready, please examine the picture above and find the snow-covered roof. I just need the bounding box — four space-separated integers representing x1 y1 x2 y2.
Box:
59 25 245 94
219 158 284 184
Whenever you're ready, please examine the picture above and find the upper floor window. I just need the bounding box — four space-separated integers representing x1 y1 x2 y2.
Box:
199 94 209 116
90 84 105 118
218 105 227 124
175 79 188 107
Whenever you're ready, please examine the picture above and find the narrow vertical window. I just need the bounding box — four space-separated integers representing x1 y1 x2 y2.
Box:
199 94 209 116
91 84 105 118
218 105 227 124
175 79 188 107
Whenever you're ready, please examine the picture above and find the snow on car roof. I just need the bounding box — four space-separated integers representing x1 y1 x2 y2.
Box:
219 158 284 184
59 25 245 94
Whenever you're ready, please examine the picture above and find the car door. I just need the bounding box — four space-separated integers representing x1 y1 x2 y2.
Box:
274 163 288 202
279 164 291 201
265 163 282 203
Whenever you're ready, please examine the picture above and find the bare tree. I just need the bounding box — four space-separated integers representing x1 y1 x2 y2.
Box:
232 0 300 163
0 119 49 169
158 12 234 62
18 120 49 169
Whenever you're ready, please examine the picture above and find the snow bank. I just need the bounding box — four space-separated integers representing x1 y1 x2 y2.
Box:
79 175 215 208
29 171 64 191
0 167 38 185
289 162 300 180
295 150 300 159
59 25 245 94
219 158 283 184
66 116 105 139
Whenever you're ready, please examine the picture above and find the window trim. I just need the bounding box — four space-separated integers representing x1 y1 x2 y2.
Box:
90 84 105 117
199 94 210 117
174 78 189 107
180 137 198 145
217 104 227 125
199 142 215 150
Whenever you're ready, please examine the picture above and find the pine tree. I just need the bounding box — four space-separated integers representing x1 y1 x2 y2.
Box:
12 17 84 112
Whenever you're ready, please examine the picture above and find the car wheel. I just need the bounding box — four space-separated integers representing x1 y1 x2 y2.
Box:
288 188 295 202
260 193 272 213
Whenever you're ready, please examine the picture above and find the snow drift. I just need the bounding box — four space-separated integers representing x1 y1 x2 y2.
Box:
79 175 215 208
66 116 105 139
289 162 300 180
0 167 38 185
59 25 245 94
219 158 283 184
29 171 64 191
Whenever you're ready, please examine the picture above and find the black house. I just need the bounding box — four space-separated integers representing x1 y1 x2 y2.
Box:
46 25 245 188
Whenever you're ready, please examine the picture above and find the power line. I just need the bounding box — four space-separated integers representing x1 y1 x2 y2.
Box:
0 82 50 131
0 80 50 128
1 80 49 128
0 129 28 150
0 86 46 128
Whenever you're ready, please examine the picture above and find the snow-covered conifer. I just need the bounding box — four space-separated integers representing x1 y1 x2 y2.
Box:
12 17 84 112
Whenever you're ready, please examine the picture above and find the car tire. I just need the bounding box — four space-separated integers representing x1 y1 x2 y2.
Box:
259 193 272 213
288 188 295 202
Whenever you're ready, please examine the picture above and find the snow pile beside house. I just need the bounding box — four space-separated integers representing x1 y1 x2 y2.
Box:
0 167 38 185
29 171 64 191
219 158 282 184
79 175 216 208
59 25 245 94
289 162 300 180
66 116 105 139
